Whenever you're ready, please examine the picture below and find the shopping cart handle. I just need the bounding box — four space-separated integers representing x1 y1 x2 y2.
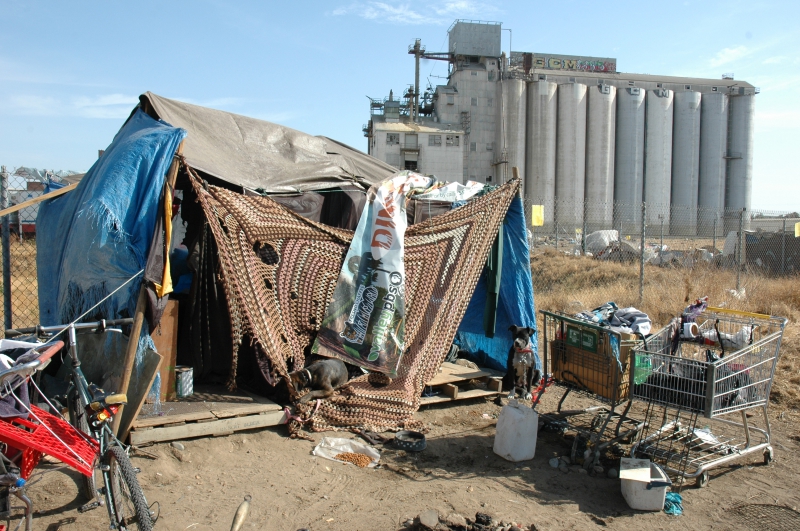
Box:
36 341 65 364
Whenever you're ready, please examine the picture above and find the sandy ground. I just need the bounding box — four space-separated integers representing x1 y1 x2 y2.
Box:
15 384 800 531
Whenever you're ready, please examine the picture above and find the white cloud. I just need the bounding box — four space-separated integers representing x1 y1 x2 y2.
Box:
709 45 749 67
329 0 497 25
72 94 139 118
763 56 787 64
8 95 60 116
755 110 800 133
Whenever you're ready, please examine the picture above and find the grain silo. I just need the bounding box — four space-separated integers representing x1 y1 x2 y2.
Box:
584 83 616 231
671 91 702 235
726 92 756 231
525 80 558 225
555 82 587 229
614 87 646 232
644 88 674 227
698 92 728 236
496 78 527 192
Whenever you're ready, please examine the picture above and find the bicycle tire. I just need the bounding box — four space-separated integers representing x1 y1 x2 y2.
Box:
69 394 98 501
105 445 153 531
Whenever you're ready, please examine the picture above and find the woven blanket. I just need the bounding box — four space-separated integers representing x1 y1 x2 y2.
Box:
191 170 519 431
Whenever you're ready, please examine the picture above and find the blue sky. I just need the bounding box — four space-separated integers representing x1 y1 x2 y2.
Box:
1 0 797 211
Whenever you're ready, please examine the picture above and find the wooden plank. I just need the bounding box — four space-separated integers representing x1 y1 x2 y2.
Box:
420 388 500 406
151 299 179 402
425 362 490 386
133 409 215 428
129 409 287 446
210 402 281 419
0 182 79 217
487 377 503 392
117 348 163 443
442 383 459 400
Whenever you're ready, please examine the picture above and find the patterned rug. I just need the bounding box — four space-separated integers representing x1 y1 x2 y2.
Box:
190 170 519 431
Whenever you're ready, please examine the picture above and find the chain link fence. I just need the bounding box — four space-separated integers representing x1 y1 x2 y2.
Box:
1 168 798 335
523 195 800 317
0 167 41 332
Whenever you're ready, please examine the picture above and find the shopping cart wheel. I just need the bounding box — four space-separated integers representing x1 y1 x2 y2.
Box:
763 447 774 465
695 471 709 488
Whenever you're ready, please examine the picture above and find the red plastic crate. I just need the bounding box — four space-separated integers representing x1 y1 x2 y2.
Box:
0 405 98 478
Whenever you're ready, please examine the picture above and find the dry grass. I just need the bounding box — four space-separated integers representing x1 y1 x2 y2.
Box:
0 236 40 330
531 248 800 412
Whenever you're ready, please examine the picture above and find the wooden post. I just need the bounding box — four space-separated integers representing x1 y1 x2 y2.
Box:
112 140 185 437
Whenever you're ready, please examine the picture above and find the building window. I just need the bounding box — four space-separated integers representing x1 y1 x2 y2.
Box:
471 97 478 106
446 135 459 146
428 135 442 146
447 94 454 105
486 176 493 182
386 133 399 145
470 142 477 152
488 98 493 107
488 71 495 81
471 71 478 76
486 143 493 151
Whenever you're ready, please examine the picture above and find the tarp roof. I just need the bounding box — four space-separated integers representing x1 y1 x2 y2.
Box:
139 92 396 193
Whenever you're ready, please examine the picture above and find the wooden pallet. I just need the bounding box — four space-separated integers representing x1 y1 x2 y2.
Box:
420 362 503 405
129 386 285 446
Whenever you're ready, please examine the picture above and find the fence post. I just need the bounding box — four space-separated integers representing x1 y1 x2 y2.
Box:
1 166 11 330
736 208 745 292
712 216 717 252
782 218 787 275
639 201 646 306
581 199 587 256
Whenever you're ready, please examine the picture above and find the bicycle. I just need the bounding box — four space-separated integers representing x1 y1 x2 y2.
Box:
5 319 155 530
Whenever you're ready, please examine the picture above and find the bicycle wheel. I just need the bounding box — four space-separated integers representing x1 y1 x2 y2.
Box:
69 393 98 501
105 445 153 531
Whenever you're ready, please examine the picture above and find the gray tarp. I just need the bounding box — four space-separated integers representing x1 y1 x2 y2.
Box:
139 92 396 193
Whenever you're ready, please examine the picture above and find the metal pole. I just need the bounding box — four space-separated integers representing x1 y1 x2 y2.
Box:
413 39 421 123
1 166 11 330
782 218 787 275
712 215 717 252
639 201 646 305
582 199 587 256
737 208 745 291
660 215 664 253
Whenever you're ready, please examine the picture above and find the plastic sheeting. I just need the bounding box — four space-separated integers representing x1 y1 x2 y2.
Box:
37 109 186 326
455 196 540 372
141 93 396 193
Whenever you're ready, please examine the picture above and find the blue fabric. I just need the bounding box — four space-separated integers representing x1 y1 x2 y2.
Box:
664 492 683 515
37 109 186 326
454 197 540 372
36 110 184 399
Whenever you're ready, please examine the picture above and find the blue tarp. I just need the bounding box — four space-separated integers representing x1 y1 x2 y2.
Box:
454 196 540 372
37 109 185 326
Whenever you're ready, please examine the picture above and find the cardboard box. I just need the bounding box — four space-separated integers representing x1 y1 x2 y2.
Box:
550 332 635 401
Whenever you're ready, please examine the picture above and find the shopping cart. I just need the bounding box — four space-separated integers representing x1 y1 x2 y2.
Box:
540 310 645 470
630 306 787 487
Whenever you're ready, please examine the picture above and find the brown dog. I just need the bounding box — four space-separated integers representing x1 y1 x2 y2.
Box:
289 358 349 403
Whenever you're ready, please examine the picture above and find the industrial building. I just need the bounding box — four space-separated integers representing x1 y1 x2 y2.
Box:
363 20 757 235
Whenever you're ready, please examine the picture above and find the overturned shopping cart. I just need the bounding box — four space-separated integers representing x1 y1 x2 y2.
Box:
630 306 787 488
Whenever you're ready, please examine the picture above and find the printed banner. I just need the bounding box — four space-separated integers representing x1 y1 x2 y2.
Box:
313 171 434 376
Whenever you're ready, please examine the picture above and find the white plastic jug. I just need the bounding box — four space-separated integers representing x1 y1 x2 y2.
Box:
493 400 538 462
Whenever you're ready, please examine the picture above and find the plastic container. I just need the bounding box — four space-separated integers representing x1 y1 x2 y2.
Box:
175 366 193 398
493 400 538 462
619 458 672 511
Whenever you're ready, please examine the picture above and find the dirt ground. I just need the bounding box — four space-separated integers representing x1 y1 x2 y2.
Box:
19 384 800 531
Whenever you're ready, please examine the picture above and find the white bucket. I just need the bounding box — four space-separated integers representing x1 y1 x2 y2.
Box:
493 400 538 462
620 458 672 511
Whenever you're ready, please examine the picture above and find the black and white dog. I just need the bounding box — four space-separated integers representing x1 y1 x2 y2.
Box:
503 325 540 401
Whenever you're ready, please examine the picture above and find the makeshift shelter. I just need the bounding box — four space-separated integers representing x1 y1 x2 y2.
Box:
36 93 538 434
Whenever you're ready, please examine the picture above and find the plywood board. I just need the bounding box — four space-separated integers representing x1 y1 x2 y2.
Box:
117 348 163 442
151 300 179 402
425 362 491 386
420 388 500 405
